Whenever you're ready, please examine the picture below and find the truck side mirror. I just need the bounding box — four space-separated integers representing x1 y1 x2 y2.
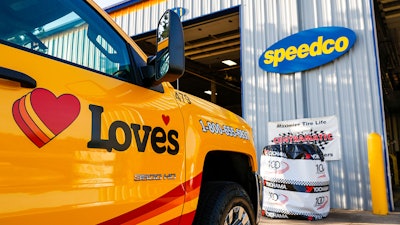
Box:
149 10 185 86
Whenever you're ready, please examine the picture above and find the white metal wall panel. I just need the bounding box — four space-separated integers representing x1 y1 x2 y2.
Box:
109 0 386 210
241 0 384 210
111 0 241 36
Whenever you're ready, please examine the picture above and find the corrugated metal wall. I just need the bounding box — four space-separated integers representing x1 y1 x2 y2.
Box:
241 0 385 211
110 0 242 35
109 0 386 210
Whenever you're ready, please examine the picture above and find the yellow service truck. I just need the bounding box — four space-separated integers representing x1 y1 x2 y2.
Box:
0 0 262 224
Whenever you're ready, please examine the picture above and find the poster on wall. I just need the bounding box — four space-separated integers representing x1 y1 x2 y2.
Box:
267 116 340 161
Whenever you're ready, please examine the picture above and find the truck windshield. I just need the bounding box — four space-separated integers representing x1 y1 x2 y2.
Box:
0 0 132 77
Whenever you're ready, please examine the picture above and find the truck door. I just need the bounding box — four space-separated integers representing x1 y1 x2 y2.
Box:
0 0 185 224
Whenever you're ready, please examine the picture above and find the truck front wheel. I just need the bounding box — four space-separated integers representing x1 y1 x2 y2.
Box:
193 182 256 225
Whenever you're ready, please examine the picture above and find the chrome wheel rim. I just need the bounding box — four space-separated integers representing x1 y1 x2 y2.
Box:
224 206 250 225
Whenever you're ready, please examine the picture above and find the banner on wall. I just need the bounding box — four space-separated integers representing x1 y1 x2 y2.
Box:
267 116 340 161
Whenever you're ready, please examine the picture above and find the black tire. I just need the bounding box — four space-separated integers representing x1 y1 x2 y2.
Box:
193 181 256 225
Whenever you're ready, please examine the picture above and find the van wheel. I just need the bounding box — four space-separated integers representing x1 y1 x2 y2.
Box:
193 182 256 225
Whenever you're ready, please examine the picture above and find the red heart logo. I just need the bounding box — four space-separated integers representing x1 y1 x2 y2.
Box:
162 114 170 125
12 88 80 148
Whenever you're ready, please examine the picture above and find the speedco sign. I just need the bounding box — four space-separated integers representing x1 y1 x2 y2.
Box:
259 27 356 74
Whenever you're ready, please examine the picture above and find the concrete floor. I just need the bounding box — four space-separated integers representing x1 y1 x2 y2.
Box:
259 209 400 225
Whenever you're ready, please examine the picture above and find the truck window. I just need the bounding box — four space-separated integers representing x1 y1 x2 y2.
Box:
0 0 132 78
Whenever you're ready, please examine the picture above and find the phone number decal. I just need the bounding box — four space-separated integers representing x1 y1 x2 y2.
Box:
199 119 250 140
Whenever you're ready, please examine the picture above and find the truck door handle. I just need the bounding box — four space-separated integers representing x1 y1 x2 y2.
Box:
0 67 37 88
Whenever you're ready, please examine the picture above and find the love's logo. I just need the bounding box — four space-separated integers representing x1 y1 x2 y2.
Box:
12 88 80 148
162 114 170 125
87 105 179 154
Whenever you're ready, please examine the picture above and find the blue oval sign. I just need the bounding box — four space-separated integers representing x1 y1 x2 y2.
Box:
171 7 187 18
259 27 356 74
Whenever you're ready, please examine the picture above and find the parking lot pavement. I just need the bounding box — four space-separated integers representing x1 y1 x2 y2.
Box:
259 209 400 225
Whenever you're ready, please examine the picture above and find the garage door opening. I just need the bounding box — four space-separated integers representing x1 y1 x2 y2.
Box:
374 0 400 211
133 7 242 116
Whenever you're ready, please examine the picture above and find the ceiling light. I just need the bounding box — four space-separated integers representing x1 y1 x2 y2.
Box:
204 90 217 95
222 60 237 66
